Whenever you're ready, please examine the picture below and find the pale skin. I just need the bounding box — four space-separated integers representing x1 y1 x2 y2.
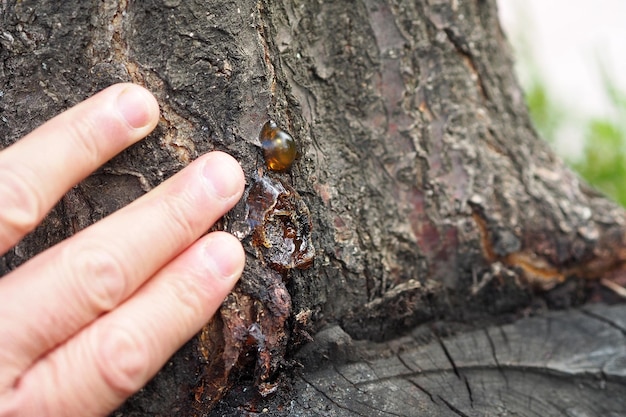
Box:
0 83 246 417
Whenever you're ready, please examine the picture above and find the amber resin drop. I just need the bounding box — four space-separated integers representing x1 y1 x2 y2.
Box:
259 120 297 171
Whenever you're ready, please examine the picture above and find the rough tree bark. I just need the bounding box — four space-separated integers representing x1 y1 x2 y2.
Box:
1 1 625 416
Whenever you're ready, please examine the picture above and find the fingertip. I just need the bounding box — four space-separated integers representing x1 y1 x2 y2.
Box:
114 83 160 131
201 151 246 201
203 231 245 285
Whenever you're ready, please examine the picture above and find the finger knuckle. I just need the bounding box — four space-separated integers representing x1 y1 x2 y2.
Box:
64 243 127 314
158 193 202 243
94 325 151 396
0 163 45 239
64 116 103 167
162 271 212 323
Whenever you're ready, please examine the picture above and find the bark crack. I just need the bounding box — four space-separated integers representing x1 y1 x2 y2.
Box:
483 328 509 386
436 335 460 378
438 396 471 417
299 375 362 415
580 308 626 337
406 378 435 403
255 1 277 103
301 373 408 417
463 377 474 408
442 27 489 102
436 335 474 407
335 350 626 387
396 353 416 374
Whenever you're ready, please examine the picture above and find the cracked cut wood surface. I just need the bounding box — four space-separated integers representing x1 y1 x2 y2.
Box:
281 303 626 417
1 0 626 415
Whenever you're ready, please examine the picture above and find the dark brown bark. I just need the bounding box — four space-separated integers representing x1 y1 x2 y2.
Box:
1 0 625 415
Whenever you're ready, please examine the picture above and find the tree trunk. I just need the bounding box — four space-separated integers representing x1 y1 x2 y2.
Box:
1 0 625 415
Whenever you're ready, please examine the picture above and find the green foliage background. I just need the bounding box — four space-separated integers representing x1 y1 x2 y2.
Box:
505 5 626 207
525 72 626 207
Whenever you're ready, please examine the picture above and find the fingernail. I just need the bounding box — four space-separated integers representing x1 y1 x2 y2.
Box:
116 86 157 129
204 235 244 281
203 154 244 199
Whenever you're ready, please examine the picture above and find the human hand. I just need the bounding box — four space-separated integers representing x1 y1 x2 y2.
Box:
0 84 246 416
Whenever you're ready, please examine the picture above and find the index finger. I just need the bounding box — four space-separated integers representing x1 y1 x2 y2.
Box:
0 83 159 254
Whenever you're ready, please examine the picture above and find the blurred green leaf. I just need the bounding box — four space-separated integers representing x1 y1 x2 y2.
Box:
526 79 626 206
509 9 626 207
525 80 564 142
574 119 626 206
